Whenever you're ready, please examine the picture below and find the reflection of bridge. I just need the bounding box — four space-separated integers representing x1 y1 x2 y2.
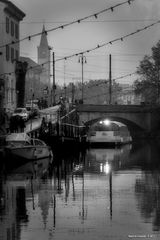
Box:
76 104 160 139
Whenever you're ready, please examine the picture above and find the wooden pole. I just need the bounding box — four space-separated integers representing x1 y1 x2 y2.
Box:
52 52 55 105
109 54 112 105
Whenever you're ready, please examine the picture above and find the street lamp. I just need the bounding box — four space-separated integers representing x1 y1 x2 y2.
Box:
52 52 56 105
78 53 87 104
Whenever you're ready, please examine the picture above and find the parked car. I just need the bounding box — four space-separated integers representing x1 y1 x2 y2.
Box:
12 108 29 121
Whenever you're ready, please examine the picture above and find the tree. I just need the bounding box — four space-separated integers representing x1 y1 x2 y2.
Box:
134 40 160 104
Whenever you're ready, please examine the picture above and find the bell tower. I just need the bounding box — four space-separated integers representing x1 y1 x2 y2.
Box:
37 25 51 87
38 25 51 106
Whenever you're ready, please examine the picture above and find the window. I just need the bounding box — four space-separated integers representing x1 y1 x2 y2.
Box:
11 79 14 103
6 45 10 61
15 24 19 39
6 17 9 33
11 20 14 36
11 48 14 62
15 50 19 60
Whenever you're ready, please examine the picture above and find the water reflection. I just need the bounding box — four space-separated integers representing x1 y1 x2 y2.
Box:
0 157 52 240
135 168 160 232
0 142 160 239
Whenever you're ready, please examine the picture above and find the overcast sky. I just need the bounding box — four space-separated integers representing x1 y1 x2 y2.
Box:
11 0 160 86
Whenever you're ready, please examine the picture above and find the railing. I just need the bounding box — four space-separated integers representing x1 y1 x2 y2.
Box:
27 121 86 142
60 123 86 139
27 126 41 139
27 106 86 142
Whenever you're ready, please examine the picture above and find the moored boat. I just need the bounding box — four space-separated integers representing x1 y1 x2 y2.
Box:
4 133 53 161
88 121 132 147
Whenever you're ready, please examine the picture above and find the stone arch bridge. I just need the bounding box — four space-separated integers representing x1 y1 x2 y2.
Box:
76 104 160 139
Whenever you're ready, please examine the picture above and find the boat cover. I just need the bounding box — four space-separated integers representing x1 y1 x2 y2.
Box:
6 133 30 142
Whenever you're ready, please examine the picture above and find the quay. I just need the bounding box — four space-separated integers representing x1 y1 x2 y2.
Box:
0 105 88 163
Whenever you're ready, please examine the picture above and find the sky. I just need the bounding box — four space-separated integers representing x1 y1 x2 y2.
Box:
10 0 160 86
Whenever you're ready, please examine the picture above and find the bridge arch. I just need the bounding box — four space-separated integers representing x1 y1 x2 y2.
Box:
82 116 146 140
76 104 160 138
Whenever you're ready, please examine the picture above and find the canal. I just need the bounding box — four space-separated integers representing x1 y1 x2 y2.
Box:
0 141 160 240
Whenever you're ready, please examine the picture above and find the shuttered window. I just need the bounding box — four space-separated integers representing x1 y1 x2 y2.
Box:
11 48 14 62
11 20 14 36
6 45 10 61
6 17 9 33
15 24 19 39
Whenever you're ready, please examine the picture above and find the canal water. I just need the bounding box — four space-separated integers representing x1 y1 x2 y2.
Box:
0 142 160 240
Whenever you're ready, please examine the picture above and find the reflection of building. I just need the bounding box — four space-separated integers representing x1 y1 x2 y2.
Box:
0 158 52 239
0 0 25 112
20 57 42 105
0 180 28 240
38 184 52 228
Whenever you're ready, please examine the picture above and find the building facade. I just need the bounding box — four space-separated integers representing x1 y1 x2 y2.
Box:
20 57 42 105
117 84 142 105
0 0 25 112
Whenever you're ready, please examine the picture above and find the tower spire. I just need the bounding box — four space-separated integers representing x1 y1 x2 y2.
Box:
39 24 49 47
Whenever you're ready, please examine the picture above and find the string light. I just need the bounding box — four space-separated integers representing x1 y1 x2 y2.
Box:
0 19 158 78
55 20 160 62
0 0 135 49
83 72 136 89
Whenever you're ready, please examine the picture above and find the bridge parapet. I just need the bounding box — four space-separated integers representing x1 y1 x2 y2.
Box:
76 104 160 137
76 104 160 113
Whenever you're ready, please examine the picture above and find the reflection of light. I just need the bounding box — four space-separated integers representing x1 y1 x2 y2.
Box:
100 163 103 172
100 162 111 174
104 162 111 174
99 119 110 125
104 119 110 125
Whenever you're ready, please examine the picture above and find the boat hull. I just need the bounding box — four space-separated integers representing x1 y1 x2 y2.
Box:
5 145 52 160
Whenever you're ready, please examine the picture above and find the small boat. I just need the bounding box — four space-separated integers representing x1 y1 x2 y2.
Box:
4 133 53 161
88 120 132 147
88 130 132 147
